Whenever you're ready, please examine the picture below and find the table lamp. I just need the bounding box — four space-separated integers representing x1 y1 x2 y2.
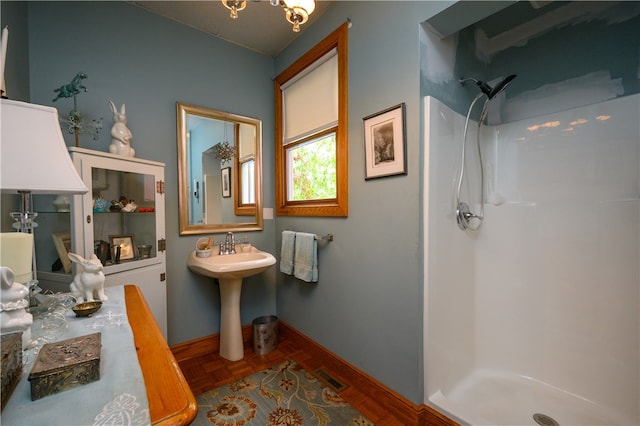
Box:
1 98 89 296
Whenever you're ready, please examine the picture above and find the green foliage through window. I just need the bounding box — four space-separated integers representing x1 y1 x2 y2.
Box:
288 133 336 201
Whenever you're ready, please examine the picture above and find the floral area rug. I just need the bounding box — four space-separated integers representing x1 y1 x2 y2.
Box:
193 359 374 425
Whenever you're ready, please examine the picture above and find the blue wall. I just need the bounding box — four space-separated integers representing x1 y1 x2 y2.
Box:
274 1 451 405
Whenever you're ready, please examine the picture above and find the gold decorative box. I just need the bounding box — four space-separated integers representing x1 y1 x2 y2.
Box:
1 332 23 410
28 332 101 400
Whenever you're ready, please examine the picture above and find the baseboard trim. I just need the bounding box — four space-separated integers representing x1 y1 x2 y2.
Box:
170 325 253 362
170 321 456 425
278 321 456 425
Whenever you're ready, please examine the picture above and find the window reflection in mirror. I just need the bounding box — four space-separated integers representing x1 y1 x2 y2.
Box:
177 102 262 235
235 122 256 215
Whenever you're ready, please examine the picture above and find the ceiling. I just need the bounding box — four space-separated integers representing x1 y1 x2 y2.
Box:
131 1 335 57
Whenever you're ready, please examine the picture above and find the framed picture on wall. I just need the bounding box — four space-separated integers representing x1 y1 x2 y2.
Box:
363 103 407 180
221 167 231 198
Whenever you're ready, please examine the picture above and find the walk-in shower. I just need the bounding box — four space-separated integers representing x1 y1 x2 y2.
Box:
455 75 516 231
423 93 639 425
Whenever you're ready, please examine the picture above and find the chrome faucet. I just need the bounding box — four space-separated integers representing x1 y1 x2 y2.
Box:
220 232 235 255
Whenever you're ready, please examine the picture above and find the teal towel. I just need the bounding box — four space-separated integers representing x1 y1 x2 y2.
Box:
294 232 318 283
280 231 296 274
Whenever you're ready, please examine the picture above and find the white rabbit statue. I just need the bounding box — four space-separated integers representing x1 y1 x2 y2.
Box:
108 100 135 157
0 266 33 347
68 252 108 303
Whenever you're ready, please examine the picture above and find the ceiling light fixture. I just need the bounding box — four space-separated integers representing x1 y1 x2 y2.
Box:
222 0 316 32
222 0 246 19
282 0 316 32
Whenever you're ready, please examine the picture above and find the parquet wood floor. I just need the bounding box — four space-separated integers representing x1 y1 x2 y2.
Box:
176 327 410 425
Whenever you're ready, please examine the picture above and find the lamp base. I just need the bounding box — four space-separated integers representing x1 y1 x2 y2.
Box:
11 190 38 232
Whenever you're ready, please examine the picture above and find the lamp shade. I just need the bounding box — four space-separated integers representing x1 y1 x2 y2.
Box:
1 99 88 194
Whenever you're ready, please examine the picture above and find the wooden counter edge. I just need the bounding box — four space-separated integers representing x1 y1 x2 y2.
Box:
125 285 197 425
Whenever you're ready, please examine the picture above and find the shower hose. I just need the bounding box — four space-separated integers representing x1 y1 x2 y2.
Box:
455 92 490 231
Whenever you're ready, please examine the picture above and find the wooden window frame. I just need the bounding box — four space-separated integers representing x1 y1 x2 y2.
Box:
274 23 348 217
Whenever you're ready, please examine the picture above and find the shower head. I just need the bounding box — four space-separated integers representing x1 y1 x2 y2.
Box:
459 74 517 99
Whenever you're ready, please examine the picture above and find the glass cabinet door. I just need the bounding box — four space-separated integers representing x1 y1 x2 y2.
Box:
90 167 159 266
70 148 165 277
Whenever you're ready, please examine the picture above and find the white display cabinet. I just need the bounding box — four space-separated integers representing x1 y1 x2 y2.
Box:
36 147 167 337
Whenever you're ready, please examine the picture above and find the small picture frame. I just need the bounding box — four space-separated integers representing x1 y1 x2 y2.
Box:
52 233 72 273
363 103 407 180
221 167 231 198
109 234 136 262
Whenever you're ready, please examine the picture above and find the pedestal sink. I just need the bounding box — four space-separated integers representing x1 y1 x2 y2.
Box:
187 247 276 361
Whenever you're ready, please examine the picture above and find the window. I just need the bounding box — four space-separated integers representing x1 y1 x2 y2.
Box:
234 122 257 216
240 159 255 204
274 23 348 217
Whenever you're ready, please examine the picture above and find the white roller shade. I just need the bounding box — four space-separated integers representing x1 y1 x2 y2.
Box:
282 50 338 145
238 122 255 157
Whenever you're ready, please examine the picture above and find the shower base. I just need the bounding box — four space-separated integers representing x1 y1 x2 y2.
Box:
429 369 633 426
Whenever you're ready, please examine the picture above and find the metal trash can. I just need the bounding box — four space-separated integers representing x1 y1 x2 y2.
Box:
252 315 278 355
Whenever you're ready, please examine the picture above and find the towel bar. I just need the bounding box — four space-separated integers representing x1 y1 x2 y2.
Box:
286 231 333 242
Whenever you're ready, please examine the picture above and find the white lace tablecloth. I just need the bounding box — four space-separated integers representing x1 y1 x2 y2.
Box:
2 286 150 426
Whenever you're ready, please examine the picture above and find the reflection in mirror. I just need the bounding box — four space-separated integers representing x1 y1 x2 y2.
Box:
177 102 262 235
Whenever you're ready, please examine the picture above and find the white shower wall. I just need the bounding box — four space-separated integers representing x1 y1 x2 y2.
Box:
424 94 639 425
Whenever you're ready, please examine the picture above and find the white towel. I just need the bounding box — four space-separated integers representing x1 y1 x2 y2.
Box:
293 232 318 283
280 231 296 275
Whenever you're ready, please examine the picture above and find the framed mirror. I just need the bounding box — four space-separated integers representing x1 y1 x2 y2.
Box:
177 102 263 235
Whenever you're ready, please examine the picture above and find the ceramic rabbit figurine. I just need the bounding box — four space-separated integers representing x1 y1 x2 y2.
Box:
68 253 108 303
108 100 135 157
0 266 33 346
